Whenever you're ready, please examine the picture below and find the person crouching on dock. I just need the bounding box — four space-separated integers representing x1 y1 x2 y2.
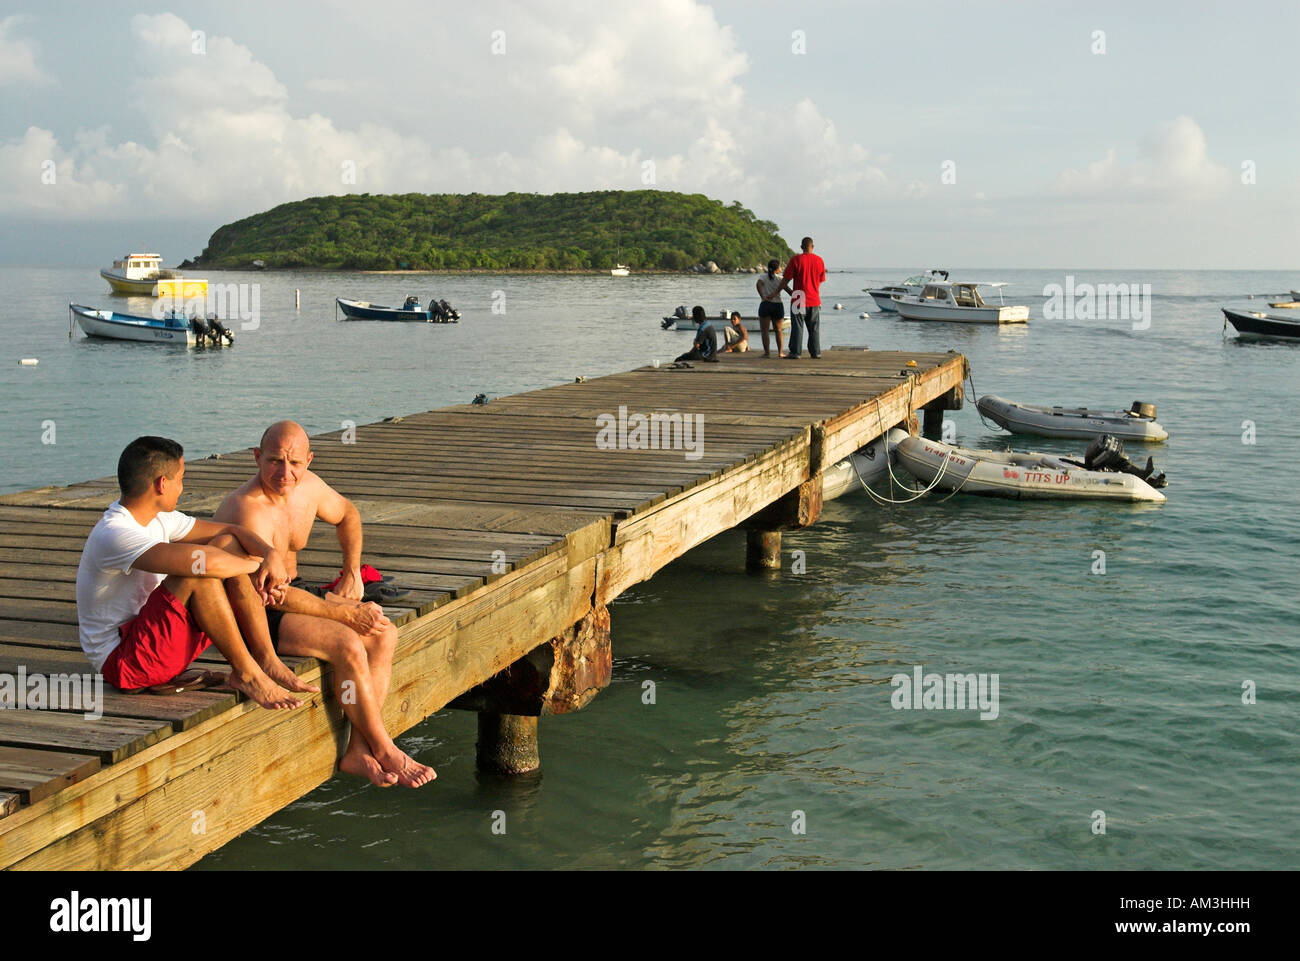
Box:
75 436 316 709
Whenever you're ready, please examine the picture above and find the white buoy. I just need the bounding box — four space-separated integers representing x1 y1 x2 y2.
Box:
19 358 38 366
652 359 660 368
859 312 869 319
295 288 300 309
834 303 844 310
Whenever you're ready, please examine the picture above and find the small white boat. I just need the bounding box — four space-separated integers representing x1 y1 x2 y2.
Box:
662 312 786 333
895 436 1166 502
977 395 1168 442
895 281 1028 324
823 429 909 501
864 269 948 312
611 265 630 277
70 304 197 345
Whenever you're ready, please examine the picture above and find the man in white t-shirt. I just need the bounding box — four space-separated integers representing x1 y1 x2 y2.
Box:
75 435 318 709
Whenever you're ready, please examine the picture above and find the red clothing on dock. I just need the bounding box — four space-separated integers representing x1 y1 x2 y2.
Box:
782 253 827 308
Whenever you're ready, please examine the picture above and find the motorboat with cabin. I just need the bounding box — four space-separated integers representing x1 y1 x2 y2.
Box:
100 252 207 298
864 269 949 313
894 281 1028 324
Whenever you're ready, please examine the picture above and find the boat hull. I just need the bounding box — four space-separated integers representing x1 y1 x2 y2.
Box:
101 270 206 298
71 305 196 345
976 394 1168 442
896 437 1165 502
1222 307 1300 340
823 428 909 501
867 288 905 312
895 300 1029 324
337 298 457 322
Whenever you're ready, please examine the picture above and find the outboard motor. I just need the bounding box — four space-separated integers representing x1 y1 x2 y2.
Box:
439 298 460 321
1083 434 1125 472
189 314 211 341
471 393 488 405
1129 401 1157 419
1083 434 1167 488
208 316 234 345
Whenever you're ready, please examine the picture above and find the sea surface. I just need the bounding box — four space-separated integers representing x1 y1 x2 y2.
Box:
1 266 1297 870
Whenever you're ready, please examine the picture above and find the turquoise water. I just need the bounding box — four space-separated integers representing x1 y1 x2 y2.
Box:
2 267 1296 869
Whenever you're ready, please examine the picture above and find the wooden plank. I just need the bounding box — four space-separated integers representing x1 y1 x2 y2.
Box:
0 746 101 804
0 712 172 765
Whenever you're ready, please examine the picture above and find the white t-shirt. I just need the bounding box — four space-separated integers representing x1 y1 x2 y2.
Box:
75 502 196 671
757 273 784 299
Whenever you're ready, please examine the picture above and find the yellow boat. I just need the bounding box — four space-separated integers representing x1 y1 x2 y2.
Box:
100 252 207 298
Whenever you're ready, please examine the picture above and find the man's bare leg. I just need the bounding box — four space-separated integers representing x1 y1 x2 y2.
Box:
163 574 301 709
207 533 318 695
278 616 434 787
338 622 397 776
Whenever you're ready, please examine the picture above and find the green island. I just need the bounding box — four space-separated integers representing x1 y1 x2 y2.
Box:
191 190 793 272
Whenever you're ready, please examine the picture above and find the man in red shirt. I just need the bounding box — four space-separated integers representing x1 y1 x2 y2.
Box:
781 236 827 358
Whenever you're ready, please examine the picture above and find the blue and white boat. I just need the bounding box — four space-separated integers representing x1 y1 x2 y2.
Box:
70 303 196 345
336 297 460 322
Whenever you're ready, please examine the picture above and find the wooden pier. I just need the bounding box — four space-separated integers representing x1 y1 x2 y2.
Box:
0 347 966 869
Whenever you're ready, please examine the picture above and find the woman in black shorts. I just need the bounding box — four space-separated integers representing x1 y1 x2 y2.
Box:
756 259 785 357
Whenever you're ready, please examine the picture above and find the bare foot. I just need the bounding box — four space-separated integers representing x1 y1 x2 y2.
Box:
375 746 436 788
260 657 320 694
227 671 302 710
339 747 398 787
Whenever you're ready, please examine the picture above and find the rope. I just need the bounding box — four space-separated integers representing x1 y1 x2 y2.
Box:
967 364 1003 431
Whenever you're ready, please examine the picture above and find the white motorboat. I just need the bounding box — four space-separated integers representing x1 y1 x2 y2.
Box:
823 428 909 501
976 395 1168 442
864 269 948 312
611 265 630 277
894 281 1028 324
895 436 1166 502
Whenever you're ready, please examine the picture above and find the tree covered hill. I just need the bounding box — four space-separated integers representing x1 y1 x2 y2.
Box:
194 190 794 271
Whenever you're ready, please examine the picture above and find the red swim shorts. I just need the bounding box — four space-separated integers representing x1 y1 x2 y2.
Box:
101 584 212 690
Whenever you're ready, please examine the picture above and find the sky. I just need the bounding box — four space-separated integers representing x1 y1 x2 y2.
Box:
1 0 1297 268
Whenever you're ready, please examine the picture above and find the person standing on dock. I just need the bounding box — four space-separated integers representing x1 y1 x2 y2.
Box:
75 436 315 709
781 237 827 359
755 259 786 356
214 421 436 789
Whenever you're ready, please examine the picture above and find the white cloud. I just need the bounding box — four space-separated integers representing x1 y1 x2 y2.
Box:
0 4 894 224
0 15 51 86
1053 116 1231 199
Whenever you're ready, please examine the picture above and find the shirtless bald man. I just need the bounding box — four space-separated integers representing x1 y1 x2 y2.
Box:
214 421 435 788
